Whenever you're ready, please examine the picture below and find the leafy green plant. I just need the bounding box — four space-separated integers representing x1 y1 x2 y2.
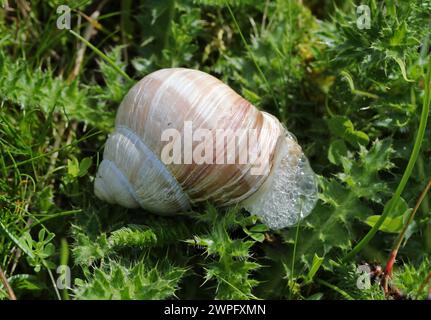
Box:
73 260 186 300
186 206 261 299
1 0 431 300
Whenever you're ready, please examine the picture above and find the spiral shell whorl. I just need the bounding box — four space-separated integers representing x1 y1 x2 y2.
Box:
114 68 279 207
94 160 139 209
94 68 318 229
96 127 191 213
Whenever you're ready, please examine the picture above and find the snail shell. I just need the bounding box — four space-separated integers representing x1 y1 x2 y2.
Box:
94 68 318 229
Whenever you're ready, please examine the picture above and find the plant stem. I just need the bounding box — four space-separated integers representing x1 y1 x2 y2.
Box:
60 238 70 300
290 200 303 281
343 57 431 262
385 176 431 276
225 1 280 112
288 201 303 299
68 1 107 82
69 30 132 82
0 266 16 300
316 279 354 300
45 265 61 300
381 176 431 294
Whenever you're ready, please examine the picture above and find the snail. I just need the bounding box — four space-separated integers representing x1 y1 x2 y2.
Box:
94 68 318 229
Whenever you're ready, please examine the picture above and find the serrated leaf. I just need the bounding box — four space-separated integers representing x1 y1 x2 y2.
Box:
188 207 261 299
283 139 394 269
73 260 186 300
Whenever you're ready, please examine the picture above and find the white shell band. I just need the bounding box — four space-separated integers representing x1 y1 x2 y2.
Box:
115 126 191 212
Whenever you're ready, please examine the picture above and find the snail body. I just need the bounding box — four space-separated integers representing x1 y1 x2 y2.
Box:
94 68 318 229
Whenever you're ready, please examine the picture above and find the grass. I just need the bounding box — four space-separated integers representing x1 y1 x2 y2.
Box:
0 0 431 300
